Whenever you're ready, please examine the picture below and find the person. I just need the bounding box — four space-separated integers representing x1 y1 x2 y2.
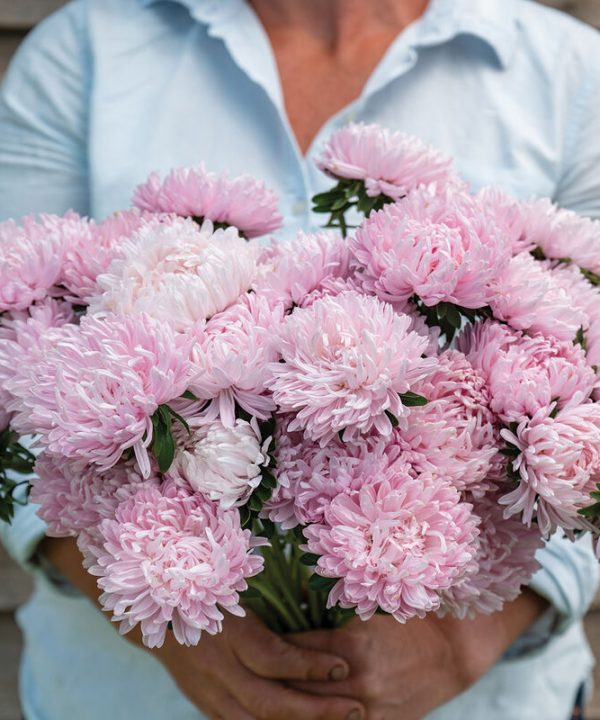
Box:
1 1 600 718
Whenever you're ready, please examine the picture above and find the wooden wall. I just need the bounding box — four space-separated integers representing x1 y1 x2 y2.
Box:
0 1 599 719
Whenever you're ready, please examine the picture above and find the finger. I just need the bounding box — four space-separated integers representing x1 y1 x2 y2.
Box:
203 689 256 720
224 664 365 720
244 679 365 720
235 621 350 681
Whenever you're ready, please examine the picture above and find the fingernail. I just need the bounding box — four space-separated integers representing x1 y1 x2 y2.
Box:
347 710 362 720
329 664 348 681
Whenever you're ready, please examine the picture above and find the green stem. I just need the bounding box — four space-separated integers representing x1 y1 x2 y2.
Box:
248 577 303 633
264 540 311 632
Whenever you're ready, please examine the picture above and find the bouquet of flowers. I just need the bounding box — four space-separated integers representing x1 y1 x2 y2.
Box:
1 122 599 648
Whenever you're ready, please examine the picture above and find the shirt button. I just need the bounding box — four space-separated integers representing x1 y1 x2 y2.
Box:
292 199 306 216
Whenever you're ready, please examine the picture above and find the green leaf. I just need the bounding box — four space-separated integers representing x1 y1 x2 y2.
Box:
239 504 252 529
164 405 191 434
180 389 199 401
152 408 176 473
446 304 462 330
299 553 320 566
399 391 428 407
308 574 339 593
260 469 277 490
248 494 263 513
240 586 262 599
255 484 273 503
384 409 399 428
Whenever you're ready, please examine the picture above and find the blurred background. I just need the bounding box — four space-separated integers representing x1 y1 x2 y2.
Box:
0 1 599 719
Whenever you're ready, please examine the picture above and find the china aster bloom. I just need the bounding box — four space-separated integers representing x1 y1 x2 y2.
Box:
31 452 159 541
0 299 75 425
61 209 154 301
90 217 259 332
132 165 282 238
253 230 353 310
439 492 542 617
546 260 600 326
459 320 595 423
0 214 72 311
500 401 600 535
393 350 498 494
351 187 509 309
316 122 459 200
86 479 264 647
189 292 281 426
268 291 437 443
171 416 271 509
476 187 538 255
490 252 587 341
263 423 396 527
304 468 478 622
6 312 193 477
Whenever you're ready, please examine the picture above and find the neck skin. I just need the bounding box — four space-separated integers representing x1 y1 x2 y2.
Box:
248 0 431 153
249 0 430 56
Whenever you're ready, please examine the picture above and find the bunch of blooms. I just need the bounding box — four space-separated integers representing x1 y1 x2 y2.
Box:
2 121 600 648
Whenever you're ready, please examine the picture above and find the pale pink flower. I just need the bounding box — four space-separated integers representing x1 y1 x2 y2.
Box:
490 253 587 341
0 299 75 424
476 187 538 255
546 261 600 326
440 492 542 617
460 320 595 423
132 166 282 238
253 231 353 310
304 468 478 622
31 453 159 540
171 416 271 509
351 188 509 309
61 209 154 301
316 122 459 200
6 313 193 477
90 217 259 331
264 422 397 527
500 401 600 535
190 293 281 426
87 479 264 647
0 215 71 311
394 350 498 493
268 291 437 443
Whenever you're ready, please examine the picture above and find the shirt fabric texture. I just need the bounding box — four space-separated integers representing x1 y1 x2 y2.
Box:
1 1 600 718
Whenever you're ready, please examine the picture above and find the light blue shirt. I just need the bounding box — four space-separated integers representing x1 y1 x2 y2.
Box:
1 1 600 718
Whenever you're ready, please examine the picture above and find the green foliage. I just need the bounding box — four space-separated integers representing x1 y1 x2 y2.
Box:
311 178 393 234
0 429 36 524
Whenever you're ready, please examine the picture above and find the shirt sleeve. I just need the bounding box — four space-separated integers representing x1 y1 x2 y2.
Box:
0 1 90 567
522 41 600 639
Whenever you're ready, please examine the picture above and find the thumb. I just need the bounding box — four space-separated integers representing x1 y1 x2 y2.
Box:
234 621 350 682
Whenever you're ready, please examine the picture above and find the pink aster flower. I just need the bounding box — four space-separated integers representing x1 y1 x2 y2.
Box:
190 293 281 426
490 253 587 341
61 209 154 301
6 313 193 477
440 492 542 617
268 291 437 443
132 165 282 238
351 187 509 309
546 261 600 325
90 217 259 331
171 416 271 509
476 187 538 255
304 468 478 622
0 299 75 424
393 350 498 494
316 122 459 200
31 452 159 541
500 401 600 535
253 231 353 310
460 320 595 423
263 420 397 528
0 214 71 311
86 479 264 647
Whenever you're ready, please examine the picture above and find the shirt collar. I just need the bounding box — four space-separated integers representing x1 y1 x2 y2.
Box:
139 0 518 69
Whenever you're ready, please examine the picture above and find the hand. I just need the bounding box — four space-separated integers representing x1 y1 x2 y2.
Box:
40 537 366 720
288 589 548 720
156 610 366 720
